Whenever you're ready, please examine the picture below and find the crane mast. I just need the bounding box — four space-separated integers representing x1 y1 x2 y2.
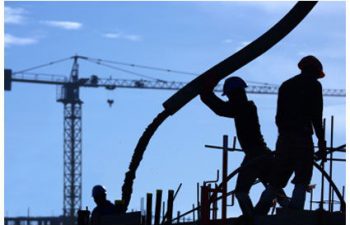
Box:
56 56 83 225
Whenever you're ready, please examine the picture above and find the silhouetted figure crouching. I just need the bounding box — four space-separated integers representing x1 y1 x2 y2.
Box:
90 185 118 225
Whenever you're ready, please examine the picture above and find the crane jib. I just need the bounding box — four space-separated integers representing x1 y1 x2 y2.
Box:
5 71 345 96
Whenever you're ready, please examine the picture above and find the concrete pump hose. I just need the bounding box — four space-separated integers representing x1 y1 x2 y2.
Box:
121 110 169 212
121 1 317 212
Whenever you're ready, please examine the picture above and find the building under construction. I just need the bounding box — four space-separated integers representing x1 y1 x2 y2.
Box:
4 1 346 225
4 57 346 225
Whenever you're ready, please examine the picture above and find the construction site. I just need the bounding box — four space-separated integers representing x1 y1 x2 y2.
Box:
4 1 346 225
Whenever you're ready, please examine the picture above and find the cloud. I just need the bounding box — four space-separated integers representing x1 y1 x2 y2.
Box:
102 32 142 42
234 40 250 51
5 6 27 24
124 34 142 42
41 20 82 30
103 33 121 39
240 41 250 47
5 33 38 46
223 39 233 44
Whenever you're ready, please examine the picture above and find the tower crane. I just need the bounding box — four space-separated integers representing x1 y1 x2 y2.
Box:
4 55 345 225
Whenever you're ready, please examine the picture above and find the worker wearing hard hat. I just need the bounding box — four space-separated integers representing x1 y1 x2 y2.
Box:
90 185 117 225
200 76 287 218
255 55 327 215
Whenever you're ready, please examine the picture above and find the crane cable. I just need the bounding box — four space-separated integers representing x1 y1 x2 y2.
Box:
13 56 73 75
11 55 279 87
78 55 198 76
83 58 168 82
80 55 279 86
121 1 318 213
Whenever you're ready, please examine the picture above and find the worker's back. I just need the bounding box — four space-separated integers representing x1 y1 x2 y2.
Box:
91 200 117 225
231 100 268 156
275 73 322 136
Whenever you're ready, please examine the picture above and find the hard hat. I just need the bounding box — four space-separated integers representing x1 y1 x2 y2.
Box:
222 76 247 96
92 185 106 197
298 55 325 78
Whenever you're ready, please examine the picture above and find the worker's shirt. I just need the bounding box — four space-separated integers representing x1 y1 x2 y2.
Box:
91 200 116 225
275 73 324 140
200 93 268 157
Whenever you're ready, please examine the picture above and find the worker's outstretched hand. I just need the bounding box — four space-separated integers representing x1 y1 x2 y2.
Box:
315 140 327 162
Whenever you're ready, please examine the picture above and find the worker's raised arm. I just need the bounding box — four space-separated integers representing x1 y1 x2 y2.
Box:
200 91 234 118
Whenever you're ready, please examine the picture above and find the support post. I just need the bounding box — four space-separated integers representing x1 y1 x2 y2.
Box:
200 186 210 225
154 190 162 225
146 193 152 225
222 135 228 223
342 186 345 211
197 182 201 221
166 190 174 224
212 185 218 220
319 118 326 211
328 116 334 212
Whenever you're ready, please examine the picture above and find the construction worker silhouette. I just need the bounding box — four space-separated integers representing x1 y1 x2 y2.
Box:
200 76 281 217
90 185 117 225
255 55 327 215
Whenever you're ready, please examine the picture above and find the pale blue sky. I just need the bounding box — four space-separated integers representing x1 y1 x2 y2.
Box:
4 1 345 218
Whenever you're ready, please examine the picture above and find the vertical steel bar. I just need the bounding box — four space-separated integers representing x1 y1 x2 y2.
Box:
154 190 162 225
342 186 345 211
331 189 336 212
197 182 200 221
329 116 334 212
213 184 218 220
320 118 326 210
166 190 174 224
200 186 210 225
222 135 228 223
146 193 152 225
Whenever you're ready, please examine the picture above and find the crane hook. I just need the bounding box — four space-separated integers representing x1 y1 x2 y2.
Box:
107 99 114 107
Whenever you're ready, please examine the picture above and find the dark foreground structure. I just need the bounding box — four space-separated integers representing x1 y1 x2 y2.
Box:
5 209 344 225
171 210 345 225
4 2 346 225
